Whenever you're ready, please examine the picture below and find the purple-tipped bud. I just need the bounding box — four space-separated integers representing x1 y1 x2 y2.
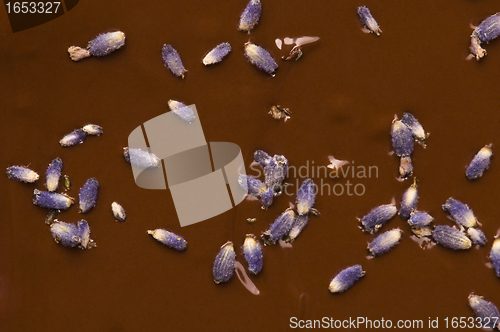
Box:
357 6 381 36
360 202 397 234
167 100 196 123
203 42 231 65
466 144 492 180
473 13 500 43
239 174 263 197
50 221 81 248
238 0 261 32
408 211 434 227
260 187 274 209
243 234 263 275
391 117 414 157
33 189 73 210
78 178 99 213
490 238 500 278
69 31 125 61
147 229 187 251
45 157 63 192
6 165 39 183
368 228 403 257
77 219 96 249
261 208 296 245
442 197 478 229
328 265 365 293
88 31 125 57
466 228 487 246
468 293 500 329
264 154 288 195
253 150 273 167
432 225 471 250
244 42 278 76
286 214 309 243
111 202 126 222
162 44 187 79
296 179 316 215
59 128 87 147
213 241 236 283
399 178 418 219
82 124 103 136
401 112 428 147
123 147 162 168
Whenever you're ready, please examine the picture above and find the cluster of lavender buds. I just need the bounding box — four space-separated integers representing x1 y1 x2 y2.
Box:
391 112 428 179
239 149 289 209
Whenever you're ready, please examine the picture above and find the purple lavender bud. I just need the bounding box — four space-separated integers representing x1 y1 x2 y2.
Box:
328 265 365 293
202 42 231 65
360 202 397 234
59 128 87 147
82 124 103 136
123 147 162 168
399 178 418 219
213 241 236 283
490 238 500 278
78 178 99 213
33 189 73 210
261 208 296 245
264 154 288 195
147 229 187 251
243 234 263 275
111 202 126 222
357 6 381 36
88 31 125 57
296 179 316 215
368 228 403 257
260 187 274 209
399 156 413 179
68 31 125 61
167 99 196 123
161 44 187 79
473 13 500 43
244 42 278 76
408 211 434 227
238 174 263 197
77 219 96 249
391 116 414 157
286 214 309 243
401 112 427 147
466 228 487 246
45 157 63 192
442 197 478 228
253 150 273 167
238 0 262 32
466 144 493 180
6 165 39 183
432 225 471 250
50 220 81 248
468 293 500 329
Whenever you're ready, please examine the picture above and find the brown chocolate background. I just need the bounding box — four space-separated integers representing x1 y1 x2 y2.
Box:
1 0 500 331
